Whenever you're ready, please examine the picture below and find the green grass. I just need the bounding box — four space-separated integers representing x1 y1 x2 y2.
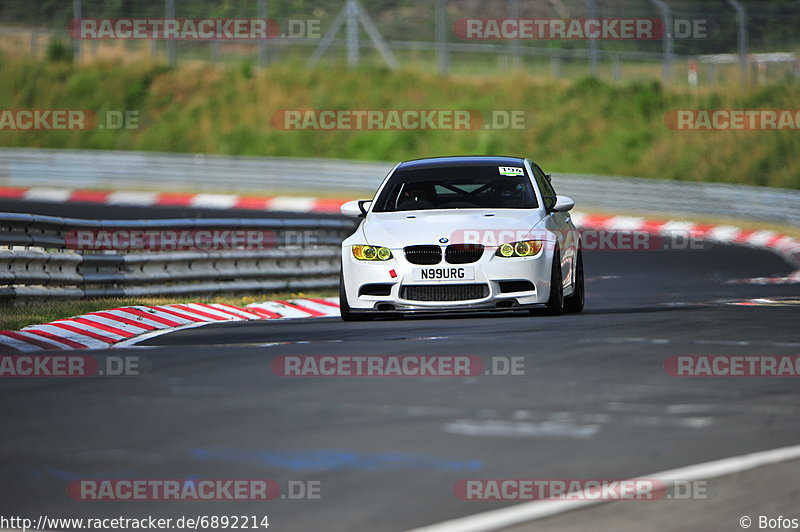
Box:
0 53 799 189
0 291 336 331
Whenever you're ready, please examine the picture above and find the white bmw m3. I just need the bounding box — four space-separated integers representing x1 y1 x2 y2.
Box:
338 156 584 321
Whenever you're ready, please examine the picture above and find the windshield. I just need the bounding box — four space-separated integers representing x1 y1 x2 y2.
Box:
372 165 538 212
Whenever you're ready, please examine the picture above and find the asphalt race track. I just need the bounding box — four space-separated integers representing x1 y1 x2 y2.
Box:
1 199 799 530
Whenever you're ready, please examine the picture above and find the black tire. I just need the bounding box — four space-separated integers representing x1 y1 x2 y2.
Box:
339 270 374 322
541 249 564 316
564 248 585 314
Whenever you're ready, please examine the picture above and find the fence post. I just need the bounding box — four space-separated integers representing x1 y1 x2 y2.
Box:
436 0 449 74
649 0 673 84
166 0 176 67
584 0 598 77
258 0 269 66
309 0 395 69
354 2 399 69
726 0 748 86
346 0 359 67
73 0 82 62
551 53 561 78
508 0 521 69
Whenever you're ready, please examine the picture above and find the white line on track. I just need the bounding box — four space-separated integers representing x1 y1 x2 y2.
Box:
575 337 800 347
407 442 800 532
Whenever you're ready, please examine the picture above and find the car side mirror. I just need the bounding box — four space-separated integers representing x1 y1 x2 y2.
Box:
551 195 575 213
340 199 372 217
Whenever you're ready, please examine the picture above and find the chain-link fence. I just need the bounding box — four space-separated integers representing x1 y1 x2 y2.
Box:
1 0 799 86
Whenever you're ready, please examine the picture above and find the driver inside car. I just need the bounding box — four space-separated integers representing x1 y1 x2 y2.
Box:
493 181 522 208
397 182 436 210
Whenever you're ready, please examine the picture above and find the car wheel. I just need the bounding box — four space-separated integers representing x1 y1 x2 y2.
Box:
563 248 584 314
540 249 564 316
339 269 373 322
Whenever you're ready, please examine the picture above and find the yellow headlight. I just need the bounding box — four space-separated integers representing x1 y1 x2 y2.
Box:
352 245 369 260
515 241 531 256
352 245 392 261
496 240 543 258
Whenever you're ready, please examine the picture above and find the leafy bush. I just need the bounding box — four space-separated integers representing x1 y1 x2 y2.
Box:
45 38 71 63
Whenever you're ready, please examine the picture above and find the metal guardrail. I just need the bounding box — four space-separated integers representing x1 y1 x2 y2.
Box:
0 213 356 301
0 148 393 194
1 148 798 226
553 173 800 227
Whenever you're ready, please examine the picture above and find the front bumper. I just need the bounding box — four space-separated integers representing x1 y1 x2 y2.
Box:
341 245 554 313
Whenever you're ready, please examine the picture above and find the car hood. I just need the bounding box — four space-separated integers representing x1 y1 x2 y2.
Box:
360 210 543 248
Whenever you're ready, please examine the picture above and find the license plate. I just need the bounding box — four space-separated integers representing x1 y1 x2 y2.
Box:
412 266 475 281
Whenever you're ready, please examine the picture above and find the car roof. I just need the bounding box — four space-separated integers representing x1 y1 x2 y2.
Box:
397 156 527 170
